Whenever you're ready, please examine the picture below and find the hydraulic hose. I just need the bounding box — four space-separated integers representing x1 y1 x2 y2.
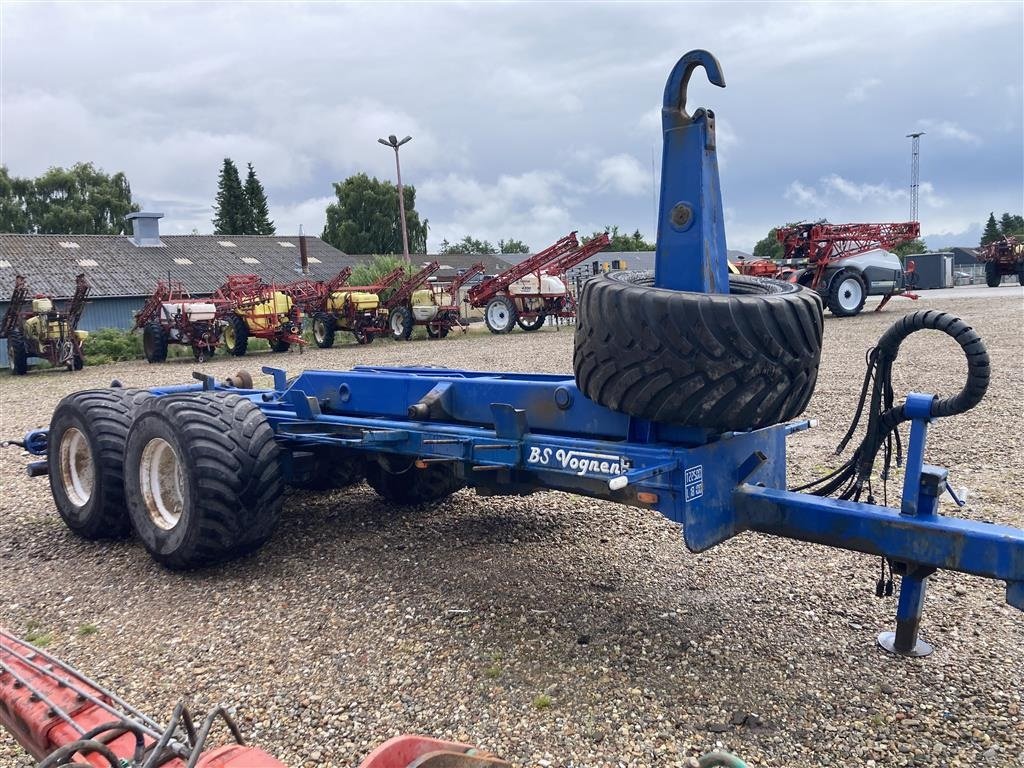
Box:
796 310 990 501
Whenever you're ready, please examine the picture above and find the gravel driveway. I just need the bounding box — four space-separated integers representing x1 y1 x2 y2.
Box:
1 294 1022 767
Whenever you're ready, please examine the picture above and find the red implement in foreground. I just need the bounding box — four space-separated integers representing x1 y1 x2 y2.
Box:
0 628 509 768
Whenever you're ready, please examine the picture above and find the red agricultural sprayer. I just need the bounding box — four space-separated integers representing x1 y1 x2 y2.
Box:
213 275 304 356
134 281 223 363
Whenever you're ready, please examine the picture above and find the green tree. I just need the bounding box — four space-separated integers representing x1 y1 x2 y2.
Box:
322 173 428 254
213 159 248 235
0 166 33 233
498 238 530 254
893 238 927 257
2 162 138 234
980 212 1001 246
998 212 1024 237
752 228 784 261
243 163 275 235
440 235 497 254
349 254 407 300
582 225 654 251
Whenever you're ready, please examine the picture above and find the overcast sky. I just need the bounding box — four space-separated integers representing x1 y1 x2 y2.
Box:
2 1 1021 252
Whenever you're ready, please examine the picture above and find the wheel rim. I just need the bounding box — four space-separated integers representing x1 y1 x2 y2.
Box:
314 319 326 343
390 312 405 335
139 437 185 530
59 427 94 507
486 302 508 329
223 325 235 349
837 278 863 312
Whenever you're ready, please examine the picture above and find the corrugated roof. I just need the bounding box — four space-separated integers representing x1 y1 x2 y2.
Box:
0 234 358 298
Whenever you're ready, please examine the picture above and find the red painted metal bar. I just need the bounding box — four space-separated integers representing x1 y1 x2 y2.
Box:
466 232 579 307
777 221 920 264
545 232 611 276
382 260 440 310
0 275 28 338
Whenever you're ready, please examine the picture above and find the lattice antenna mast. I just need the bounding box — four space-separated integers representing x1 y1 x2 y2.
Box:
906 132 924 223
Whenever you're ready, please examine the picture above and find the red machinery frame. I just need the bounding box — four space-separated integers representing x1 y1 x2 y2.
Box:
430 261 485 339
1 273 90 374
466 232 612 332
776 221 921 288
381 260 441 340
977 235 1023 286
0 627 509 768
134 281 224 363
213 274 305 355
296 266 408 347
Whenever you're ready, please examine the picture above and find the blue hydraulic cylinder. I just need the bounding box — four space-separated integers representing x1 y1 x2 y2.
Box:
654 49 730 294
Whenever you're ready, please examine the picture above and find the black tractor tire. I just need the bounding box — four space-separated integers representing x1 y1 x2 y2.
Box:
123 392 283 569
7 329 29 375
517 314 546 331
573 271 823 432
426 322 451 339
72 352 84 370
48 388 155 540
289 446 366 491
224 315 249 357
825 270 867 317
484 296 517 334
984 262 1001 287
142 322 169 364
313 313 337 348
365 456 463 505
1018 264 1024 287
271 338 290 353
389 306 414 341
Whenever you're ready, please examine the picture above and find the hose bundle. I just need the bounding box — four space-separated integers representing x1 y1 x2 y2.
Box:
796 310 990 501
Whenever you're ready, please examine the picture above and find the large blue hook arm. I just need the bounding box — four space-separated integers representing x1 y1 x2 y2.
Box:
654 49 730 294
662 49 726 128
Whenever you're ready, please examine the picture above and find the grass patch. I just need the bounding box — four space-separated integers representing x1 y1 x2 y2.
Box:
532 693 553 710
77 623 98 636
485 664 502 679
25 620 52 647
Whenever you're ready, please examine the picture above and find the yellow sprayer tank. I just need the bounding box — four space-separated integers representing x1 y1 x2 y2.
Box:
328 291 380 313
23 316 88 343
237 291 293 332
410 288 439 322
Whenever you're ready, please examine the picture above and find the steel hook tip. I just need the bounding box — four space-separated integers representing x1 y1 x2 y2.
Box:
663 49 726 124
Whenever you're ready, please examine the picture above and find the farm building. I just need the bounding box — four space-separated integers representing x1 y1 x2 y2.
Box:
0 212 358 365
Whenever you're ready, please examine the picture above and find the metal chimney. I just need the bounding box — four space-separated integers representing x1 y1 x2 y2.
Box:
126 212 164 247
298 228 308 275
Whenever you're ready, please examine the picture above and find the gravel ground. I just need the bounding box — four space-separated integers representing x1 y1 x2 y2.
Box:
1 292 1022 767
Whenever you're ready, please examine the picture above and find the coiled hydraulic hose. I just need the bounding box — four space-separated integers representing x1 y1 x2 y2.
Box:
796 310 990 501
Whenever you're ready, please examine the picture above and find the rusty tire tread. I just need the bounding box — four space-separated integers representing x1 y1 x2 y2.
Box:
365 459 463 505
124 392 282 569
573 271 823 431
48 388 155 539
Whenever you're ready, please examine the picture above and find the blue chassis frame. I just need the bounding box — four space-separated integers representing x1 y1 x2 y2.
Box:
19 50 1024 655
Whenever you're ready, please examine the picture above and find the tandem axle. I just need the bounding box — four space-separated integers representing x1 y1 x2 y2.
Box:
10 48 1024 658
17 361 1024 657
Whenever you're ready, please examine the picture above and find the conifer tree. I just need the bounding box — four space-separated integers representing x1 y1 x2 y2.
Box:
243 162 275 235
980 212 1001 246
212 158 247 235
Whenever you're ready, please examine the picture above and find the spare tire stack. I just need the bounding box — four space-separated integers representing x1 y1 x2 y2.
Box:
573 271 824 433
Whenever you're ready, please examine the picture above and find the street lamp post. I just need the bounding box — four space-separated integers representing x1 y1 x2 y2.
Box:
378 134 412 260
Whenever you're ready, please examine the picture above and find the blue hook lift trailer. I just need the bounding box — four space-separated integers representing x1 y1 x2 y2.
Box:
12 51 1023 658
